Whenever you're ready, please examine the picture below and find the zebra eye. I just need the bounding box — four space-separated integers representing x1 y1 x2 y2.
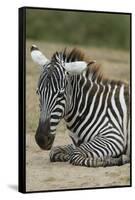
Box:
58 89 65 96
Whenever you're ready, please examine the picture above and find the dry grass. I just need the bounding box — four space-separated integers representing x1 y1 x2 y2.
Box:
26 40 130 192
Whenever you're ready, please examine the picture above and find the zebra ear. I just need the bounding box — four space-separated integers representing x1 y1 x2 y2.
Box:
64 61 88 74
30 45 49 66
64 60 96 74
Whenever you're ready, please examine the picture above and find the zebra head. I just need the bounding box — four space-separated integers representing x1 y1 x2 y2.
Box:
30 45 88 150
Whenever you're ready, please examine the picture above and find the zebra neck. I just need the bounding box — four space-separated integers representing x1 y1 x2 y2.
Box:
64 73 93 122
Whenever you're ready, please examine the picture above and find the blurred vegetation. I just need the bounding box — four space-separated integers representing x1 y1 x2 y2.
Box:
26 9 130 50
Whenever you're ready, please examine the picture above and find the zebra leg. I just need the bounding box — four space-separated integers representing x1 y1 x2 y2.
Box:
69 147 125 167
69 139 130 167
49 144 75 162
70 151 123 167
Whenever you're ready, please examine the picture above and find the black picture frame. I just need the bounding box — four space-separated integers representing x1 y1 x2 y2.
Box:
19 6 132 193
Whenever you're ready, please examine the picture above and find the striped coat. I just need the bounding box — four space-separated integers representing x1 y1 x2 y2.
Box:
31 46 130 167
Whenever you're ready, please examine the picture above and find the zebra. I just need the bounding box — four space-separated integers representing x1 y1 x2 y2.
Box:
30 44 130 167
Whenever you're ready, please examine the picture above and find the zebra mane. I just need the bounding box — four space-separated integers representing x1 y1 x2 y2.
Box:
52 48 103 81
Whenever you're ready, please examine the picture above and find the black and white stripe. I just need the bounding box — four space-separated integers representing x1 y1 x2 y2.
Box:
37 60 67 134
35 48 130 167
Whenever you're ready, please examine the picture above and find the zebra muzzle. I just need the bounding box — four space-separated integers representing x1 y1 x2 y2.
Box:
35 134 55 150
35 119 55 150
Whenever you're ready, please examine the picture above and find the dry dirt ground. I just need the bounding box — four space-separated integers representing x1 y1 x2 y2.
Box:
26 40 130 192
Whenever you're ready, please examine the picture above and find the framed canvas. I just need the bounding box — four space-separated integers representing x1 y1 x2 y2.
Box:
19 7 132 193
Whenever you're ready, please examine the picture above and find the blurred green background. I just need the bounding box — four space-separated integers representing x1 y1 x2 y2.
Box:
26 8 130 50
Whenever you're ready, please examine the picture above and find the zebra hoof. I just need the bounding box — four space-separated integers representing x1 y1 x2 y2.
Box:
49 146 70 162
